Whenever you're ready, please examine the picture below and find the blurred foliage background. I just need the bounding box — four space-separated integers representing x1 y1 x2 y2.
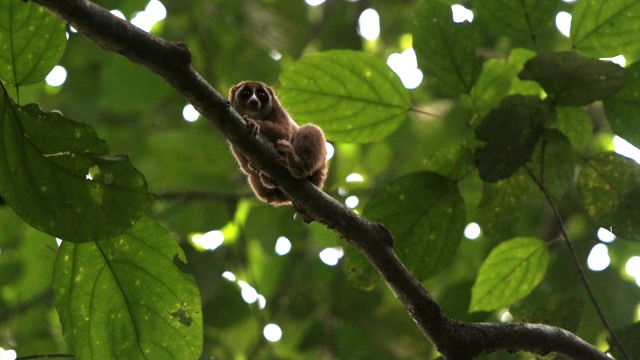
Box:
2 0 640 359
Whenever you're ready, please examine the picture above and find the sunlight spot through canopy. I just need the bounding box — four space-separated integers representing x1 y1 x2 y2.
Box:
451 4 473 23
305 0 325 6
182 104 199 122
239 281 259 304
464 222 481 240
319 247 344 266
221 271 236 282
0 348 17 360
613 136 640 164
326 142 335 160
46 66 67 87
358 9 380 41
597 227 616 243
110 9 126 20
263 323 283 342
346 173 364 182
555 12 571 37
387 49 423 89
587 244 610 272
345 195 359 208
600 55 626 67
275 236 292 255
626 256 640 280
131 0 166 32
499 309 513 323
192 230 224 251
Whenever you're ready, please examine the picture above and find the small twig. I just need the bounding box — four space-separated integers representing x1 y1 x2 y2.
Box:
16 354 74 359
524 166 629 360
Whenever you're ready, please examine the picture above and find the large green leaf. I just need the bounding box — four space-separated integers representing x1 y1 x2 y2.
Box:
413 0 482 96
519 51 625 106
278 50 409 143
470 237 549 312
53 217 203 359
0 90 153 243
571 0 640 58
578 152 640 241
604 60 640 149
363 172 466 280
474 95 548 182
0 0 66 86
475 0 558 46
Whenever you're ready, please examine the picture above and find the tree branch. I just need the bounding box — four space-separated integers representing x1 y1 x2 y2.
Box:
31 1 608 358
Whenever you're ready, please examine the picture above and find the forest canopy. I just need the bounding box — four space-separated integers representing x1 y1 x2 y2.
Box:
1 0 640 359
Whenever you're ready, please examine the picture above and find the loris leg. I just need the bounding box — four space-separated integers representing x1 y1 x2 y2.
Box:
248 173 290 205
276 124 327 180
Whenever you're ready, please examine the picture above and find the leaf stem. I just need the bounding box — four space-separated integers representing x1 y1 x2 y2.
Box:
524 166 630 360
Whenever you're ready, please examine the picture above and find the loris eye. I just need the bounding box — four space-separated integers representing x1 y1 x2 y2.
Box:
256 89 270 102
239 89 253 100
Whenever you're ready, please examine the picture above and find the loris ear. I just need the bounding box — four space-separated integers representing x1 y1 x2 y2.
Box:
229 83 240 100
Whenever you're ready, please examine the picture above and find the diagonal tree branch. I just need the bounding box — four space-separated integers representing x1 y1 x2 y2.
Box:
31 0 609 358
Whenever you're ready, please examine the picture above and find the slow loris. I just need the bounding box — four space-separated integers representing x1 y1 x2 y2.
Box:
229 81 328 205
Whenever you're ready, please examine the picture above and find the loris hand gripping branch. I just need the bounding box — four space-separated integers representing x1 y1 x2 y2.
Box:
229 81 328 206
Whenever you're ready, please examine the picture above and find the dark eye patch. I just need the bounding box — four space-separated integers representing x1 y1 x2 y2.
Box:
256 89 269 102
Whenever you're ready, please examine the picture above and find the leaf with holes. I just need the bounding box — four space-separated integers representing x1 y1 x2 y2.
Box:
0 0 67 86
413 0 482 96
363 172 466 281
0 89 153 243
578 152 640 241
571 0 640 58
278 50 409 143
470 237 549 312
53 217 202 359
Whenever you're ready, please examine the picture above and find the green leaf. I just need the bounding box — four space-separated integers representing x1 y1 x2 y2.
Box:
470 237 549 312
0 0 67 86
53 217 203 360
0 91 153 243
476 170 531 241
463 59 518 119
413 0 482 96
278 50 409 143
609 322 640 360
475 0 558 46
511 295 584 333
364 172 466 280
571 0 640 58
552 106 593 151
604 60 640 149
474 95 548 182
519 51 625 106
578 152 640 241
531 130 576 198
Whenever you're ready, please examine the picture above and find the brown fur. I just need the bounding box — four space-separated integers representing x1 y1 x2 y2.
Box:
229 81 328 205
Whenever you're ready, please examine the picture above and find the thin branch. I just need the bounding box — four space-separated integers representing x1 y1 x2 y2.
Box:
525 166 629 360
30 1 609 358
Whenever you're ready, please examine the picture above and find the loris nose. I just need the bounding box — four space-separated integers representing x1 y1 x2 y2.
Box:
247 95 260 110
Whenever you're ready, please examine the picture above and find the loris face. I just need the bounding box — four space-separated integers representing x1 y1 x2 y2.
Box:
230 81 274 120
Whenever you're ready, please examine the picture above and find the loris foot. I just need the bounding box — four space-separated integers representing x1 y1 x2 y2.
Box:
276 139 306 179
